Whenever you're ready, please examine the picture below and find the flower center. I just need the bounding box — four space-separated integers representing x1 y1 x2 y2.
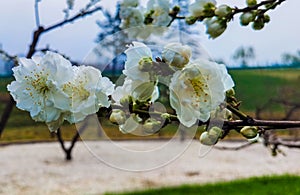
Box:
186 76 209 106
26 69 51 95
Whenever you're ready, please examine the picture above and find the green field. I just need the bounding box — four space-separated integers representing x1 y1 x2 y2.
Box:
106 175 300 195
229 68 299 113
0 68 299 142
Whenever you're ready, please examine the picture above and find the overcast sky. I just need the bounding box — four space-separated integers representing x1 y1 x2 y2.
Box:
0 0 299 66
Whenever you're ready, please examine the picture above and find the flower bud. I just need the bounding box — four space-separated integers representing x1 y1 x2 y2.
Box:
188 0 216 19
225 109 233 120
172 5 180 13
132 82 155 102
252 17 264 30
240 12 255 26
162 43 192 69
143 118 162 133
121 0 139 7
263 14 270 23
199 131 218 146
240 126 258 139
109 109 126 125
205 17 227 39
226 88 235 97
246 0 257 6
138 57 153 72
215 5 232 18
208 126 223 137
119 96 131 107
119 114 142 134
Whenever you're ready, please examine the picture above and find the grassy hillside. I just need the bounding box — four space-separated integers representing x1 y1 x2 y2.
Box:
229 68 299 113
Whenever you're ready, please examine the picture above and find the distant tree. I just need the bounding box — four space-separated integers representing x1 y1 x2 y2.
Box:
232 46 255 67
282 50 300 66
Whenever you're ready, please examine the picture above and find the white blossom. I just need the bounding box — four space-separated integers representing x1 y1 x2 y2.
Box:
162 42 192 69
7 51 115 132
169 59 234 127
64 65 114 123
7 52 74 126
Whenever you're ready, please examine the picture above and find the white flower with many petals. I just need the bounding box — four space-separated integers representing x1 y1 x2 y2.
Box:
189 0 216 17
7 52 74 126
169 59 234 127
64 65 114 123
146 0 172 26
162 42 192 69
123 42 153 81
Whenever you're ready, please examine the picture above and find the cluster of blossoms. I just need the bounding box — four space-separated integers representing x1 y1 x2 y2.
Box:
7 42 234 139
109 41 234 133
119 0 172 39
119 0 273 39
186 0 271 38
7 52 114 132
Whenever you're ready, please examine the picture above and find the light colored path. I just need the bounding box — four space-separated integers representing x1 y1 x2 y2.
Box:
1 140 300 195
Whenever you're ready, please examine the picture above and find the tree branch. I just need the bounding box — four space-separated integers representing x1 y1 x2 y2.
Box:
225 119 300 130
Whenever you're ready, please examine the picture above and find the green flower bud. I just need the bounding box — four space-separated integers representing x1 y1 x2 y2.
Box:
226 88 235 97
205 17 227 39
263 14 270 23
240 126 258 139
252 20 265 30
199 131 218 146
143 118 162 133
119 95 132 107
225 109 233 120
215 5 232 18
208 126 223 137
203 2 217 17
185 16 197 25
109 109 126 125
138 57 153 72
172 5 180 13
119 114 142 134
121 0 139 7
246 0 257 6
132 82 155 102
240 12 255 26
252 18 264 30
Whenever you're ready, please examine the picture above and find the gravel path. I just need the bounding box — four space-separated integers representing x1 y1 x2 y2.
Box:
1 140 300 195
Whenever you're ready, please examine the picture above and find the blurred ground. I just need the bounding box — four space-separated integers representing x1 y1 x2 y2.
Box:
1 140 300 195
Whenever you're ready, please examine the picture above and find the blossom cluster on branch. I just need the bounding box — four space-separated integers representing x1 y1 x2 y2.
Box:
118 0 286 39
7 52 114 132
7 42 235 139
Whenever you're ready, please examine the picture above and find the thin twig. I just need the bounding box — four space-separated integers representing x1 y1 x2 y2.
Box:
34 0 41 27
214 141 257 151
